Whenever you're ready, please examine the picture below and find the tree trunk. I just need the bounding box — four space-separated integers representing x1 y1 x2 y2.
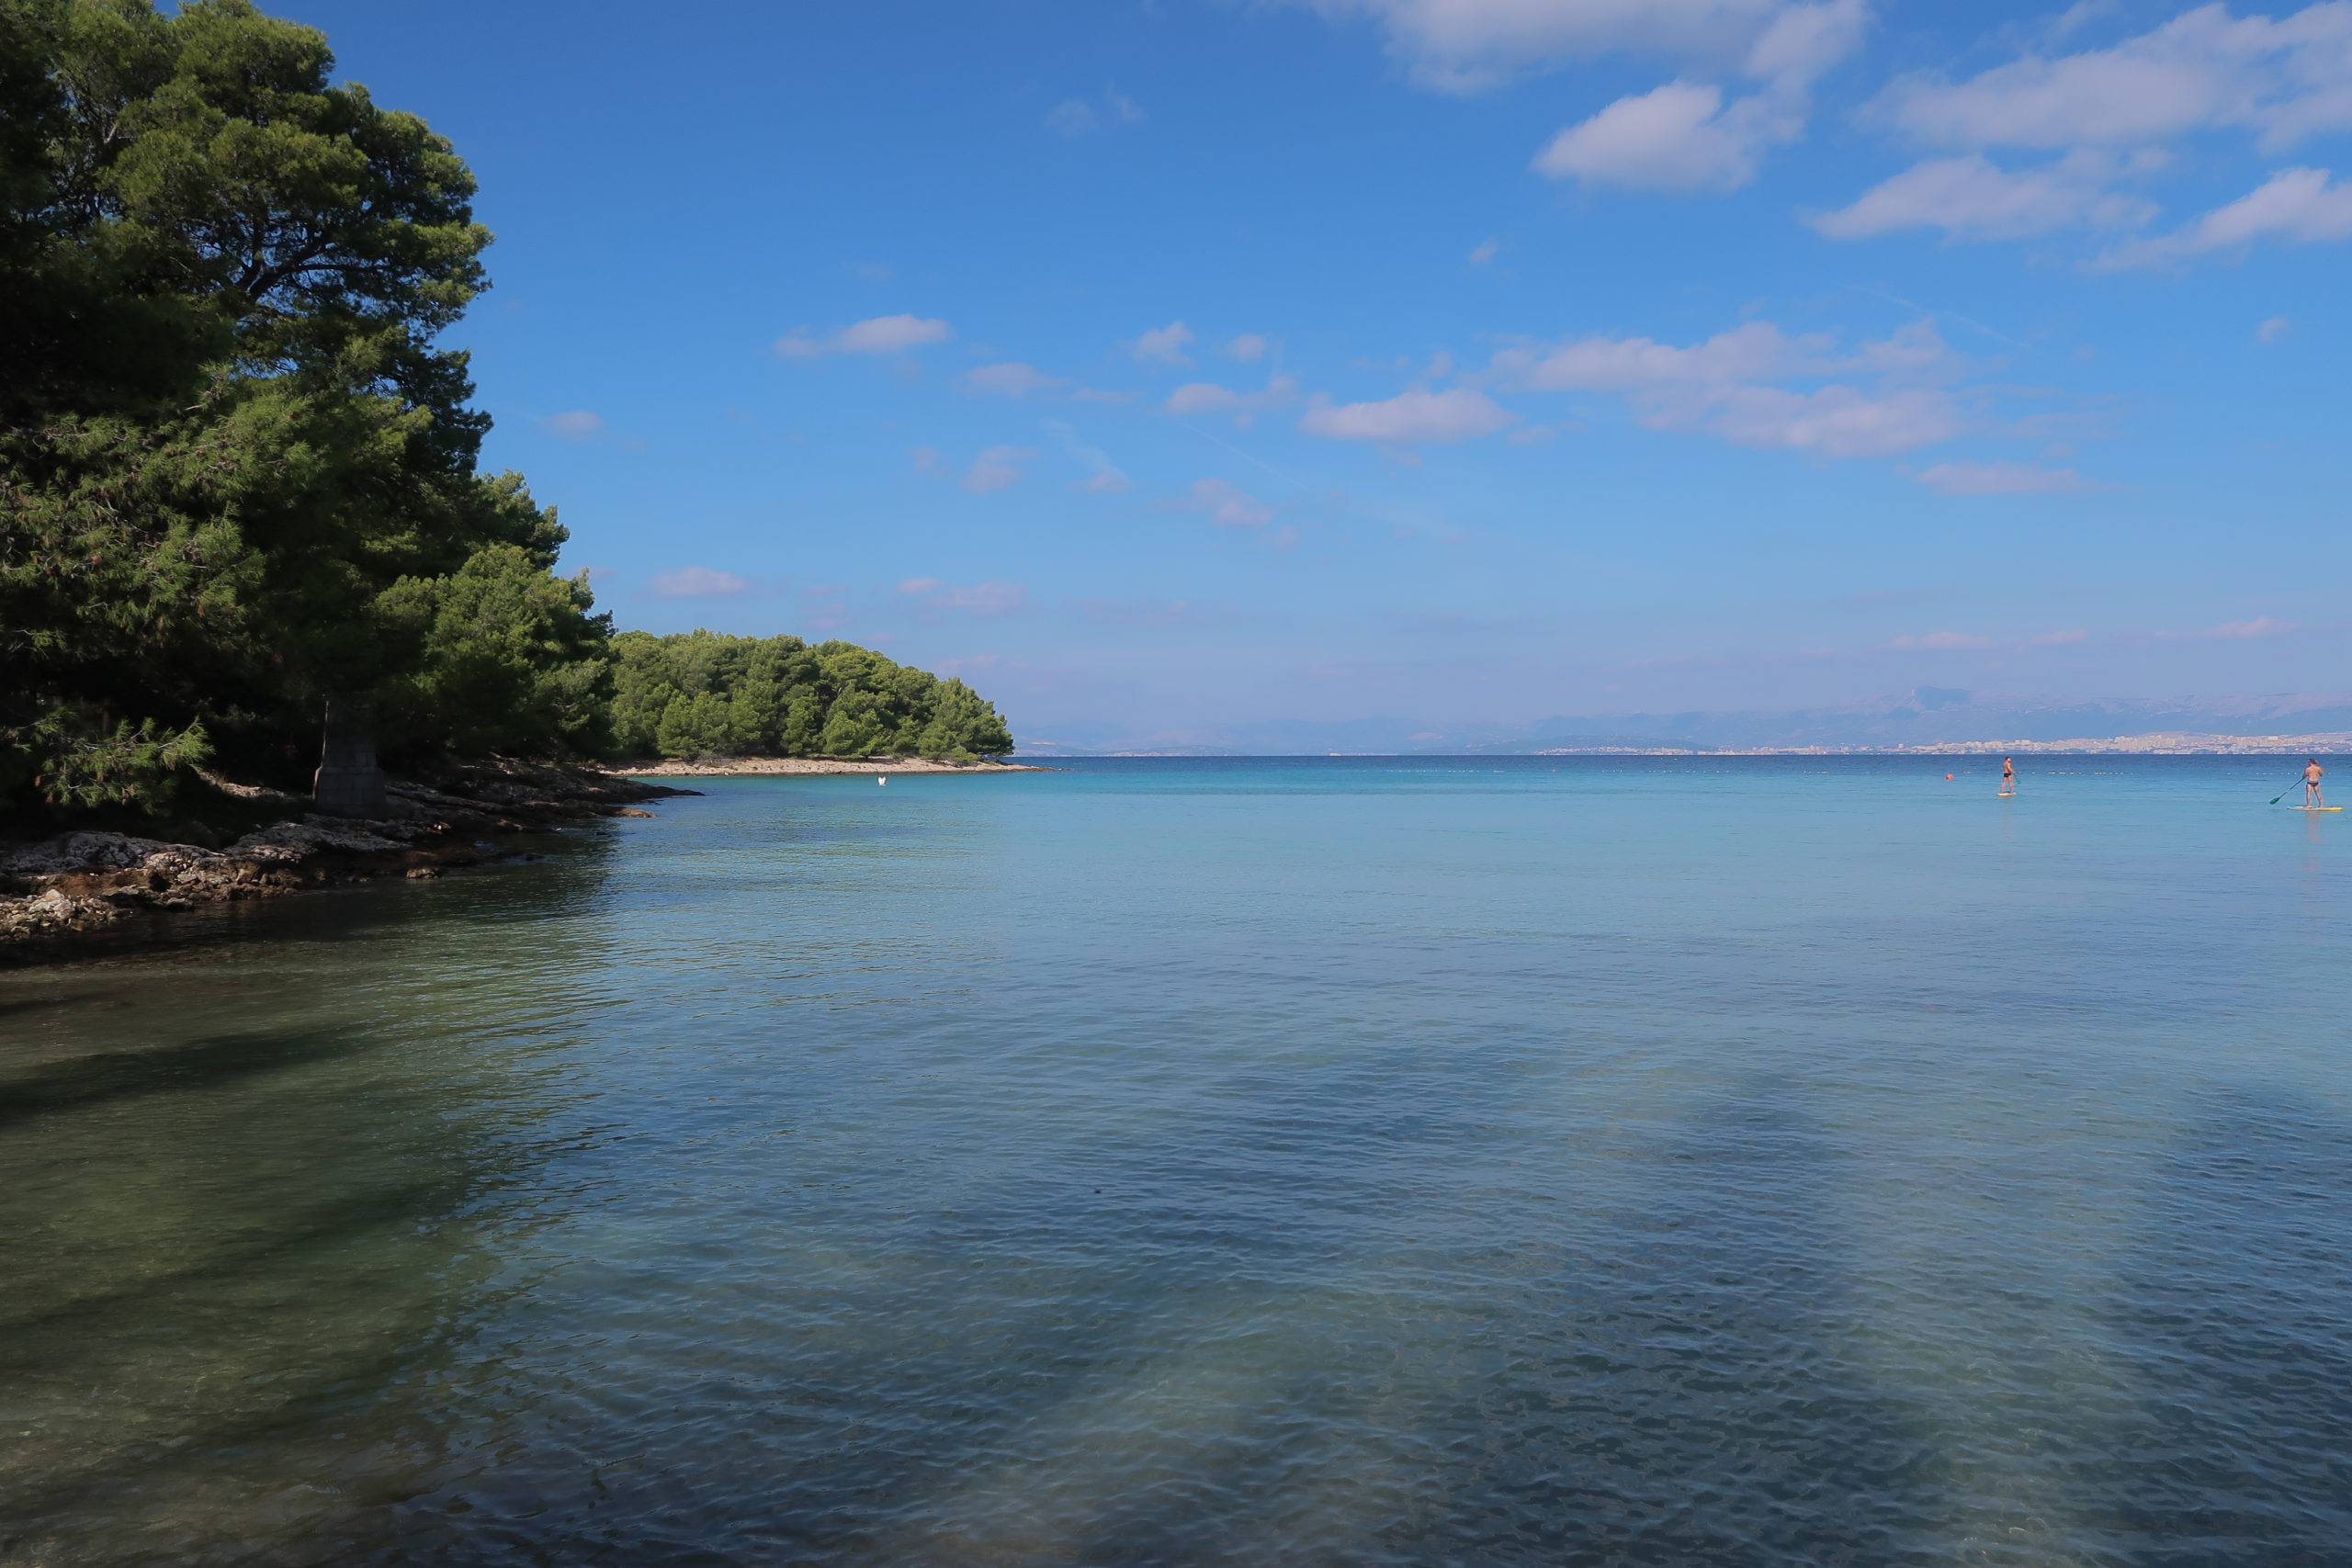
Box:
313 696 387 817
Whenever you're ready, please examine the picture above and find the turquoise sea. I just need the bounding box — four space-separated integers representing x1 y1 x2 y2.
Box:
4 756 2350 1565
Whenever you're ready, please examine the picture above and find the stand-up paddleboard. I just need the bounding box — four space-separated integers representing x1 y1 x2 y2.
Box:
2289 805 2344 811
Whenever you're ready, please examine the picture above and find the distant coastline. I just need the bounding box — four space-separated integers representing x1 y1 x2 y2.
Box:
1534 731 2352 757
1012 692 2352 758
1051 731 2352 759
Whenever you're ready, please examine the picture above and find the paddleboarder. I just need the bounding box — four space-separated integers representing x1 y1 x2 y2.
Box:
1999 757 2015 796
2303 757 2324 807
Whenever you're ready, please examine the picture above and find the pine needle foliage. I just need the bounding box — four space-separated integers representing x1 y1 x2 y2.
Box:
611 632 1014 761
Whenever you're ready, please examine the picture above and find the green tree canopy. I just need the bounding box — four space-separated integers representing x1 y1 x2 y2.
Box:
1 0 610 816
610 632 1015 761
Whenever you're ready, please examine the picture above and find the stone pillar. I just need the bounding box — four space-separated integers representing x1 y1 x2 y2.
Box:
313 697 388 818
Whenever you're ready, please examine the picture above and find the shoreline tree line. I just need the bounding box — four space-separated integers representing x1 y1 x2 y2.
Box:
1 0 1011 829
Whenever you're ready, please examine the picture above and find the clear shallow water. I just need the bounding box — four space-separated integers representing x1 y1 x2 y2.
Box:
4 755 2350 1566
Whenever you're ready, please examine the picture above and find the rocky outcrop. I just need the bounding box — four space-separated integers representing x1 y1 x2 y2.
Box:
1 760 693 964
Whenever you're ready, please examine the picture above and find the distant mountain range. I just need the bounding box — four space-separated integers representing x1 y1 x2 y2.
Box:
1012 690 2352 756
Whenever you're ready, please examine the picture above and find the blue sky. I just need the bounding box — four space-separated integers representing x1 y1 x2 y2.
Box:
286 0 2350 737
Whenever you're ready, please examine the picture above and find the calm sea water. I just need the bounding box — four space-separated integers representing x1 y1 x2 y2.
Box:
4 756 2350 1566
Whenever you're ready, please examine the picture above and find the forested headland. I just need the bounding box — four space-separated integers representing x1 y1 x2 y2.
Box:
612 633 1012 762
1 0 1012 835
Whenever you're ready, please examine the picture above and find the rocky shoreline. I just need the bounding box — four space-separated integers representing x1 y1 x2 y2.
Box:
1 761 695 965
617 756 1046 776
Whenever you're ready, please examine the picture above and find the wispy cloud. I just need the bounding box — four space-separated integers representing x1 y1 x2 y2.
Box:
542 411 605 441
2093 166 2352 269
1289 0 1870 96
914 445 1041 493
1871 7 2352 155
2153 615 2299 640
964 446 1038 493
1813 151 2161 242
1072 597 1236 628
1048 85 1146 137
966 362 1067 398
775 313 953 357
1913 460 2098 495
1165 375 1300 423
1042 419 1131 492
1487 318 1967 458
1169 477 1275 529
1882 627 2086 650
649 566 753 598
898 578 1032 615
1298 387 1519 445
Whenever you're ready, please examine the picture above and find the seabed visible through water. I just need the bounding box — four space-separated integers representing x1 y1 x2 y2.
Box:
4 756 2349 1565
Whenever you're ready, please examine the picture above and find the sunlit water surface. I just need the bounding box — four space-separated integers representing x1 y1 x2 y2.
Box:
5 757 2350 1566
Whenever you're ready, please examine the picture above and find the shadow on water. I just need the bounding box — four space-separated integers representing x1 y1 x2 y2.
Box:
778 1066 1930 1568
0 1026 374 1129
2058 1087 2352 1563
0 846 632 1568
1376 1080 1926 1568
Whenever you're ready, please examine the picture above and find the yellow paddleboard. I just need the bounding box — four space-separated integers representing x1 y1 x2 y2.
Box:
2290 805 2344 811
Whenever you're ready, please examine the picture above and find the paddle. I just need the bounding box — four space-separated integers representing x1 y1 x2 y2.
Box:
2271 775 2313 806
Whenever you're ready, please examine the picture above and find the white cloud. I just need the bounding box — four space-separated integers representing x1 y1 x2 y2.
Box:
1914 460 2095 495
1532 80 1798 191
1164 376 1300 421
1290 0 1868 94
2095 165 2352 267
2258 314 2292 341
963 446 1039 493
1871 5 2352 154
1812 151 2160 241
1299 387 1520 444
1468 237 1500 265
1133 321 1195 366
899 579 1031 615
1487 318 1968 458
966 362 1066 398
1175 478 1275 528
649 566 752 598
775 314 953 357
1825 6 2352 259
1227 333 1271 361
542 411 605 441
